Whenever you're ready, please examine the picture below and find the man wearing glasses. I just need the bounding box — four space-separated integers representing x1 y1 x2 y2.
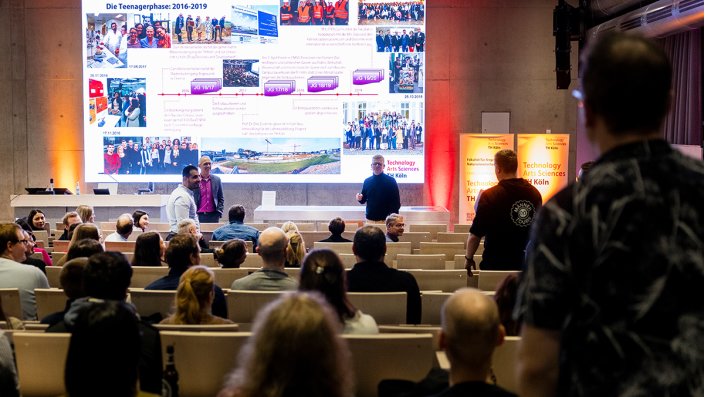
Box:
356 154 400 222
0 223 49 320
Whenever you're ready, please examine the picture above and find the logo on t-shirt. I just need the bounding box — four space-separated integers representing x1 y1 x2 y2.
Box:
511 200 536 227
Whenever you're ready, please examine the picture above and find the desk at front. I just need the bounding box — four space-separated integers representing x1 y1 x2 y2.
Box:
253 205 450 225
10 194 171 222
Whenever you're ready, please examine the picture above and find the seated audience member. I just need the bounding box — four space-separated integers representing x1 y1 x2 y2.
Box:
0 303 19 397
319 217 352 242
432 288 515 397
26 209 47 232
300 249 378 334
40 258 88 326
177 218 212 253
56 235 104 267
66 221 82 241
385 213 405 242
132 210 150 232
212 205 260 249
494 273 520 336
21 230 47 273
284 231 306 268
47 252 162 395
145 234 227 318
217 292 353 397
0 223 49 320
104 213 134 242
70 223 102 245
280 221 299 234
58 211 82 240
347 225 421 324
160 266 234 325
230 227 298 291
64 300 160 397
131 232 166 267
214 239 247 268
76 204 96 224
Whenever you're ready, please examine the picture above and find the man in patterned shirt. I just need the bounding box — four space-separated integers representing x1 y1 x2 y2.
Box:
515 33 703 397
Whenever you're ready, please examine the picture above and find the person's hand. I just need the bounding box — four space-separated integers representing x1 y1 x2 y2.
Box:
464 257 476 276
356 193 363 201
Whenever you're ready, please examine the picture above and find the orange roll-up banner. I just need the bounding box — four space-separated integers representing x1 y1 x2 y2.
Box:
458 134 515 224
516 134 570 203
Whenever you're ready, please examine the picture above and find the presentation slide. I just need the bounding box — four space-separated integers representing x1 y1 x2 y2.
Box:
82 0 426 184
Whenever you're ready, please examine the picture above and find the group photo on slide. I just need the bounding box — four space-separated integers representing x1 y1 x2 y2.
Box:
102 136 198 175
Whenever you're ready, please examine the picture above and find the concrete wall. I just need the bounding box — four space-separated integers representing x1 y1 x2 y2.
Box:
0 0 578 223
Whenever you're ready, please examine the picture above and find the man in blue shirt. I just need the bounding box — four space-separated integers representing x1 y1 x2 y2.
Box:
212 205 260 250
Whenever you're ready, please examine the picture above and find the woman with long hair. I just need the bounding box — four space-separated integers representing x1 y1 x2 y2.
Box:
214 239 247 268
218 292 353 397
284 231 305 268
299 249 378 334
160 266 233 325
132 210 150 232
131 232 165 267
125 98 141 127
75 205 95 224
27 209 46 231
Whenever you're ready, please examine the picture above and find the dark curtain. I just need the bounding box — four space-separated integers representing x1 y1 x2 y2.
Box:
660 27 703 146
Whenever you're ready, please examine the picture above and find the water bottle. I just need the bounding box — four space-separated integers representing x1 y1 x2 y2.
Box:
48 178 54 193
75 182 80 195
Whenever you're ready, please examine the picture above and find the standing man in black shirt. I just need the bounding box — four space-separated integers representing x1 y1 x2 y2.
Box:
465 149 541 271
356 154 400 222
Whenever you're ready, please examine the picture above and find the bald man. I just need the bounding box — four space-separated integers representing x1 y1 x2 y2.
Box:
433 288 516 397
230 227 298 290
104 213 134 242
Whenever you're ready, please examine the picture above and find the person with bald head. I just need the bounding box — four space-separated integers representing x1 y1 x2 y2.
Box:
230 227 298 291
104 213 134 242
432 288 515 397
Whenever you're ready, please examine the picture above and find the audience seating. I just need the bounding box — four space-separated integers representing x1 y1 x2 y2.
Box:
245 222 269 231
127 230 143 241
396 254 446 270
420 292 451 325
105 241 136 252
419 242 466 261
405 269 468 292
225 290 283 324
35 288 67 320
131 266 169 288
339 253 358 268
145 223 172 232
397 231 432 250
275 222 316 231
210 268 250 289
300 231 355 244
347 292 407 325
491 336 520 393
13 332 70 397
385 241 412 264
199 223 225 232
452 254 483 270
53 240 70 252
128 289 175 318
0 288 23 320
436 232 469 246
242 253 264 268
160 331 251 397
199 253 217 267
46 266 61 287
312 241 354 254
343 333 435 397
478 271 520 291
408 224 448 240
208 240 254 252
154 323 240 332
33 230 49 248
378 324 442 350
316 219 365 231
452 223 470 233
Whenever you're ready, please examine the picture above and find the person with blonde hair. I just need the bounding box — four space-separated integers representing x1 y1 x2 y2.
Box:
284 231 306 268
75 205 95 224
160 266 233 325
217 292 353 397
280 221 299 234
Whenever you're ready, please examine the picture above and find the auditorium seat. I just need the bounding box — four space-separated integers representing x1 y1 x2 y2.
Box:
104 240 135 252
478 271 521 291
452 223 470 233
225 290 283 324
300 230 355 244
199 223 225 232
408 224 448 240
208 240 254 252
242 253 264 267
436 232 469 246
130 266 169 288
46 266 61 287
0 288 22 320
405 270 467 292
199 253 217 267
160 331 252 397
275 222 315 231
210 268 250 289
378 325 442 350
491 336 520 393
147 223 172 232
313 241 354 254
397 231 432 250
53 240 70 252
34 288 67 320
396 254 446 270
343 333 435 397
13 332 70 397
245 222 269 231
452 254 483 270
419 242 465 261
127 230 143 241
347 292 407 325
128 289 175 318
154 323 240 332
339 253 358 268
420 292 451 325
385 241 412 264
32 230 49 248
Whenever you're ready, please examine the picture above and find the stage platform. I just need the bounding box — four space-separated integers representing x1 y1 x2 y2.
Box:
10 194 170 222
254 205 450 225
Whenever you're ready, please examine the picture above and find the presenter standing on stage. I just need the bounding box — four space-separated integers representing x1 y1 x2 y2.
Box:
194 156 224 224
356 154 400 222
166 165 201 240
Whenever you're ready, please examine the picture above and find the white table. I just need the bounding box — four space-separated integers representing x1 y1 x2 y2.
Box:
10 194 170 222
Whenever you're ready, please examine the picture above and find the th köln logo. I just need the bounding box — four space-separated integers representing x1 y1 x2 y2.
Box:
510 200 535 227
